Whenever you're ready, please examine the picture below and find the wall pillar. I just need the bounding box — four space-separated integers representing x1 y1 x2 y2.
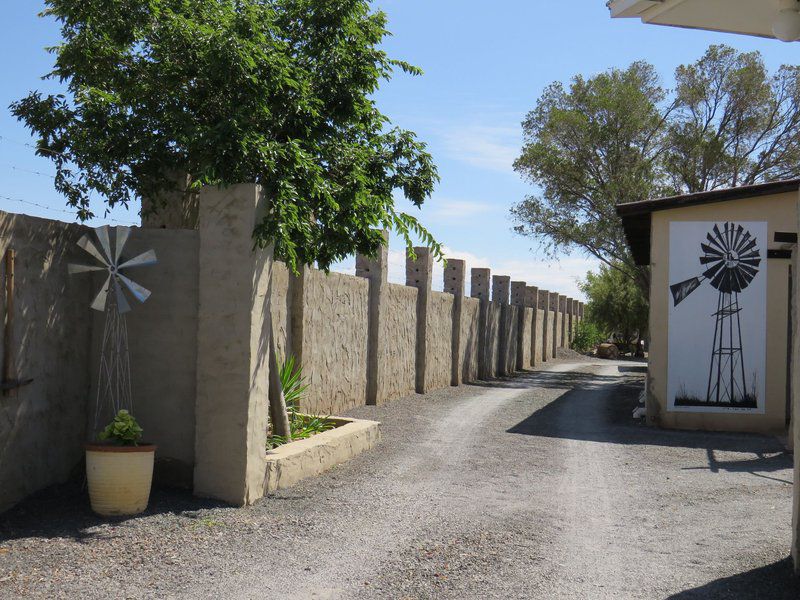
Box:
407 247 433 393
558 295 568 349
471 268 491 379
493 275 512 375
511 281 527 371
356 232 389 405
526 286 539 367
550 292 560 358
792 189 800 572
445 259 466 386
539 289 550 362
566 297 574 346
195 183 270 506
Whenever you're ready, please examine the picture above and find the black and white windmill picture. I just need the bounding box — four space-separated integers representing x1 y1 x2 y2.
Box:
669 222 761 408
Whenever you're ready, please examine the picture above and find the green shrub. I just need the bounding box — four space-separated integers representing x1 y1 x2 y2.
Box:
267 355 335 450
571 321 604 353
98 409 143 446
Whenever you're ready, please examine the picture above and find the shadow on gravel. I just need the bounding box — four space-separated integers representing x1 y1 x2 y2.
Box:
506 373 789 460
0 481 228 543
666 557 800 599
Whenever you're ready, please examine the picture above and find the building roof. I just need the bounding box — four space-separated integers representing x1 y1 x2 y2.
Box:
607 0 797 41
616 178 800 266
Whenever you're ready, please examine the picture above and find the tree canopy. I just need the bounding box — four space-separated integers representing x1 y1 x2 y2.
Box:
11 0 441 271
512 45 800 294
580 262 648 349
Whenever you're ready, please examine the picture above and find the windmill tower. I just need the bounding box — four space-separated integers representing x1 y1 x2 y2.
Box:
69 226 157 432
669 222 761 406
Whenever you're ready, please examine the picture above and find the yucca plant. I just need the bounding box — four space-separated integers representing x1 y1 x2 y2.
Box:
278 355 309 416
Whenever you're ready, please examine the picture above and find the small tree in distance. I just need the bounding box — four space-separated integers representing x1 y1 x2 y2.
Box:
11 0 443 272
580 262 648 353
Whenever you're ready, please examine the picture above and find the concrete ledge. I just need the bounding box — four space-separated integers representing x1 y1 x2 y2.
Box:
263 417 380 494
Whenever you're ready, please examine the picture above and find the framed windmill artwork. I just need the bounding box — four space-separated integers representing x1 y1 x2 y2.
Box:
666 221 767 414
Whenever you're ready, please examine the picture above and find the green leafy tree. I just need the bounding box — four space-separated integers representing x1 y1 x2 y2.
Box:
11 0 442 271
579 263 648 350
512 45 800 297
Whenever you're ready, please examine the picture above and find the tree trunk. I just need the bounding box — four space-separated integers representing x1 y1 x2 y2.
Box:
268 327 292 439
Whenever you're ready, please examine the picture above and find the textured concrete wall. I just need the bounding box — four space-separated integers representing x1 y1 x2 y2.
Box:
99 229 199 487
518 307 533 370
547 310 557 359
377 283 417 403
424 291 454 391
534 309 545 365
485 303 502 378
298 269 370 415
195 184 270 506
0 214 93 513
269 261 292 362
459 297 480 382
499 305 519 375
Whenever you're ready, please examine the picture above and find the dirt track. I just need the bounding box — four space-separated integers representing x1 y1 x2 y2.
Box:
1 358 796 599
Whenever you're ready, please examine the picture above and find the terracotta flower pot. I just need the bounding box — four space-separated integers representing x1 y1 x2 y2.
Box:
85 443 156 516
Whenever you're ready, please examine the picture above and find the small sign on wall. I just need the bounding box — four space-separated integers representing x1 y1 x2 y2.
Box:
667 221 767 414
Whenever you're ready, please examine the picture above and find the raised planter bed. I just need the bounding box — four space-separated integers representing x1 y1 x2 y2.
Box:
263 416 380 494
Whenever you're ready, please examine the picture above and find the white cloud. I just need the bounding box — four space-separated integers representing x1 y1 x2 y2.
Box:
430 198 492 219
440 125 521 174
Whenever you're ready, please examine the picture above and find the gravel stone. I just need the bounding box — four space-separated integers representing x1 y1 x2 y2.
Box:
0 358 796 599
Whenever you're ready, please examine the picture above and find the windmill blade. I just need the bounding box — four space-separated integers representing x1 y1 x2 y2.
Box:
118 249 157 270
68 263 106 275
711 266 729 292
113 278 132 314
737 263 758 278
703 261 725 280
731 224 744 253
730 268 745 293
77 235 111 267
733 230 752 253
738 258 761 268
670 277 703 306
700 255 723 265
118 273 152 303
707 229 726 253
114 227 131 264
701 242 723 257
91 275 112 311
95 226 113 265
738 250 760 261
738 238 757 255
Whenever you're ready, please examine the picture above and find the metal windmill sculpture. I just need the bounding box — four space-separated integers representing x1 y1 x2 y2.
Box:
669 222 761 406
69 226 157 431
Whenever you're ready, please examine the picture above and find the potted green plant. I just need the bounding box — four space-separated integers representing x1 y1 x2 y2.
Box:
85 410 156 516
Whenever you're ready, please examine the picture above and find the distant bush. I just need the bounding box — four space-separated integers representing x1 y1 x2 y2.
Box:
572 321 604 353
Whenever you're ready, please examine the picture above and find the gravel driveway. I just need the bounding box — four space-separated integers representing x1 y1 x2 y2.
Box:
1 358 797 599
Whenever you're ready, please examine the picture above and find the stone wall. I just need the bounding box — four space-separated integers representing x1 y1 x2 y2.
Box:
376 283 417 404
459 297 480 382
295 269 370 415
0 194 584 513
98 229 199 487
0 214 93 513
534 308 545 365
424 291 454 391
518 307 533 369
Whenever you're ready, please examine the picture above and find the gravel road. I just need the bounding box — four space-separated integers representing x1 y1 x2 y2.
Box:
1 358 797 599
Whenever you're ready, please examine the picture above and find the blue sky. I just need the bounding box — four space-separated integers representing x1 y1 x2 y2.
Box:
1 2 798 298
